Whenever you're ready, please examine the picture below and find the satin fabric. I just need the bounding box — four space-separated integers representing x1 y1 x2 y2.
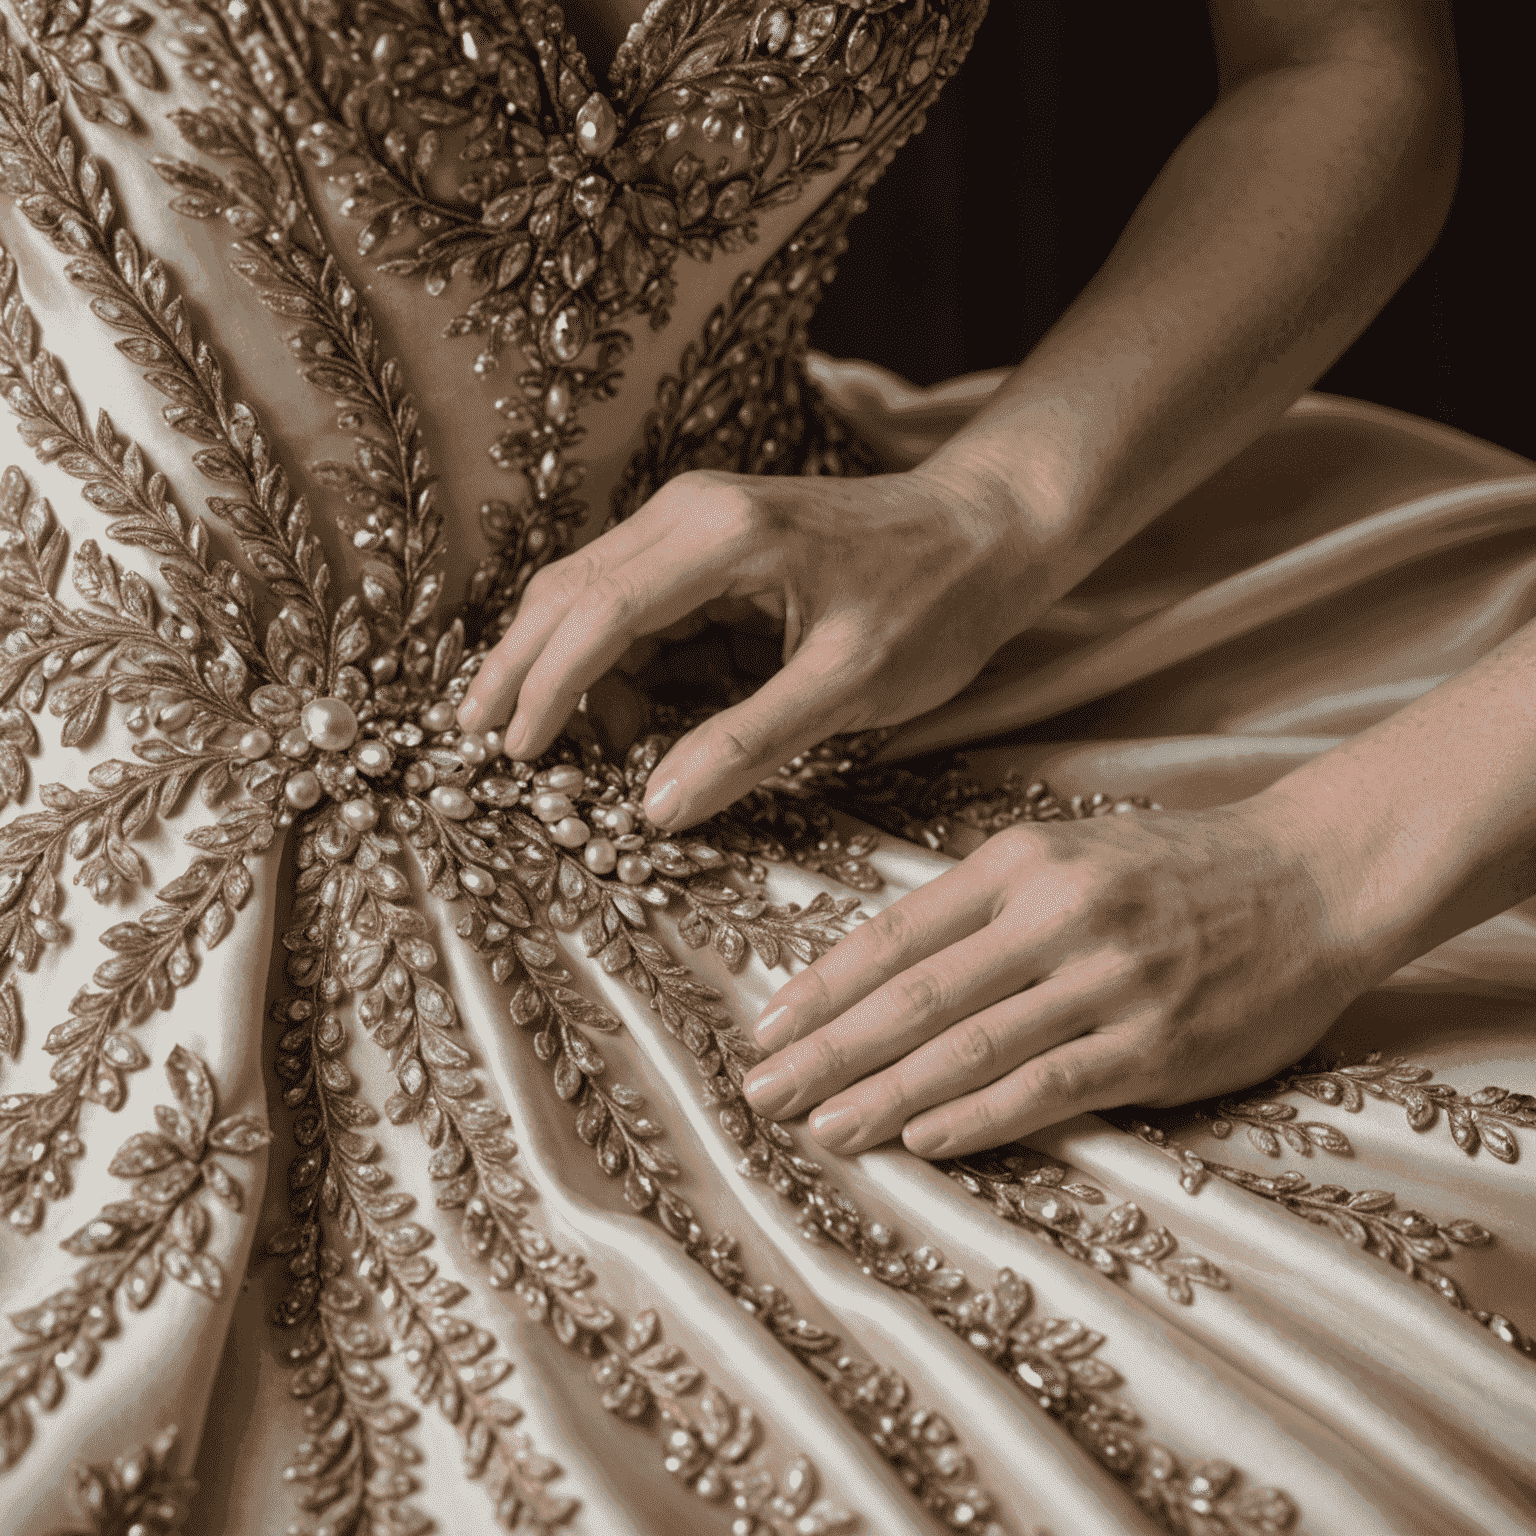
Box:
3 344 1532 1534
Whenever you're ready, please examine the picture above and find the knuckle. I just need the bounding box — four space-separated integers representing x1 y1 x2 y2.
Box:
528 552 596 610
702 483 764 542
949 1022 999 1077
588 571 641 632
801 1032 846 1083
710 722 765 774
891 966 947 1021
863 901 916 960
1029 1051 1087 1108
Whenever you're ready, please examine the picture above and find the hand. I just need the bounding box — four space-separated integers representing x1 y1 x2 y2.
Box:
741 799 1364 1159
457 462 1039 830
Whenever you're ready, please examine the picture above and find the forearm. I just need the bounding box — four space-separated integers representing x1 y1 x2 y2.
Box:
1254 611 1536 989
925 19 1461 613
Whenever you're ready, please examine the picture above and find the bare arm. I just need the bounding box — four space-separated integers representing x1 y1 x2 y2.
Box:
459 0 1464 834
932 0 1464 611
743 589 1536 1161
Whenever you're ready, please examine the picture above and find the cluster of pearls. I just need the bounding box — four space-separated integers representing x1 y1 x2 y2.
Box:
231 676 666 891
280 696 363 813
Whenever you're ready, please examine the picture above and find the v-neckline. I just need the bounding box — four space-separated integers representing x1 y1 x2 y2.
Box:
551 0 667 105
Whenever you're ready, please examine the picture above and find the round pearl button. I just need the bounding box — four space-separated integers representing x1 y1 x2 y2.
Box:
284 770 322 810
301 697 359 753
583 837 617 874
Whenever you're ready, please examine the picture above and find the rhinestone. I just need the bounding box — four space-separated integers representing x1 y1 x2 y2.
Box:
430 786 474 820
285 771 322 810
583 837 617 874
341 798 378 831
237 728 273 760
479 777 521 807
575 91 617 158
422 701 456 732
301 697 359 752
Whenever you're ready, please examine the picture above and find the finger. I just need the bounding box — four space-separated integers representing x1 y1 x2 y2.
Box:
900 1029 1144 1160
458 513 673 731
503 532 741 759
743 920 1050 1118
807 957 1118 1154
639 632 865 829
755 865 1003 1052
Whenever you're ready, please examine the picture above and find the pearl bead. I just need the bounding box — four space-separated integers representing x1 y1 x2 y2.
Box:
583 837 617 874
354 739 394 775
461 865 496 896
536 765 585 794
458 734 488 766
301 697 359 752
403 762 433 792
430 786 474 820
422 701 455 732
599 806 633 836
279 726 312 759
617 854 652 885
551 816 590 848
158 699 192 730
532 791 574 823
237 728 273 760
481 729 503 755
341 798 378 831
285 770 322 810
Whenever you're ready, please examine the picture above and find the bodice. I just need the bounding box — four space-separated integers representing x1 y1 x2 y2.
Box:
0 0 987 658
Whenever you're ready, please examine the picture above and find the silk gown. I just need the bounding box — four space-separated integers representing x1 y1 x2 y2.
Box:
0 2 1531 1534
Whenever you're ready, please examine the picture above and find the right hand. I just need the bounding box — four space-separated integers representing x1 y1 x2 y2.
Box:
457 459 1043 830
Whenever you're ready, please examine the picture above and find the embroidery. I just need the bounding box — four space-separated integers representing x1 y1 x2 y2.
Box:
0 1049 269 1472
51 1423 195 1536
952 1268 1295 1535
472 778 1291 1532
15 0 163 131
1129 1121 1535 1360
1220 1052 1533 1164
944 1149 1229 1305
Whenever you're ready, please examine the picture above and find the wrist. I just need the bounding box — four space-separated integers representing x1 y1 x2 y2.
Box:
915 434 1072 629
1244 772 1443 997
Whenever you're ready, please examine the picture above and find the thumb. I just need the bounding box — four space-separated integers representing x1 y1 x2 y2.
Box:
641 638 864 829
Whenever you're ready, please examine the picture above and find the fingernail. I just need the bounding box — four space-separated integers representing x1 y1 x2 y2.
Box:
504 714 527 760
755 1004 792 1048
742 1061 795 1117
645 777 680 826
902 1122 946 1158
457 695 482 729
810 1104 861 1153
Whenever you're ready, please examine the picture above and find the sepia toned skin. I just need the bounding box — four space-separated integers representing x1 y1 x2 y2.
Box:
455 0 1536 1159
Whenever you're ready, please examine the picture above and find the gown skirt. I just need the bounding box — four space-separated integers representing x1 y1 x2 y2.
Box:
4 338 1536 1536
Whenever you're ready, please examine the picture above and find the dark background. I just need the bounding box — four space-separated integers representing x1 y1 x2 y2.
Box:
809 2 1530 457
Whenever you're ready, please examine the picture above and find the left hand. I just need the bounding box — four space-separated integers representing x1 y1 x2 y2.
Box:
741 797 1364 1159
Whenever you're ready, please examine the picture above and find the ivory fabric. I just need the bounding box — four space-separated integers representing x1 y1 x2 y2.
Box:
0 0 1533 1532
